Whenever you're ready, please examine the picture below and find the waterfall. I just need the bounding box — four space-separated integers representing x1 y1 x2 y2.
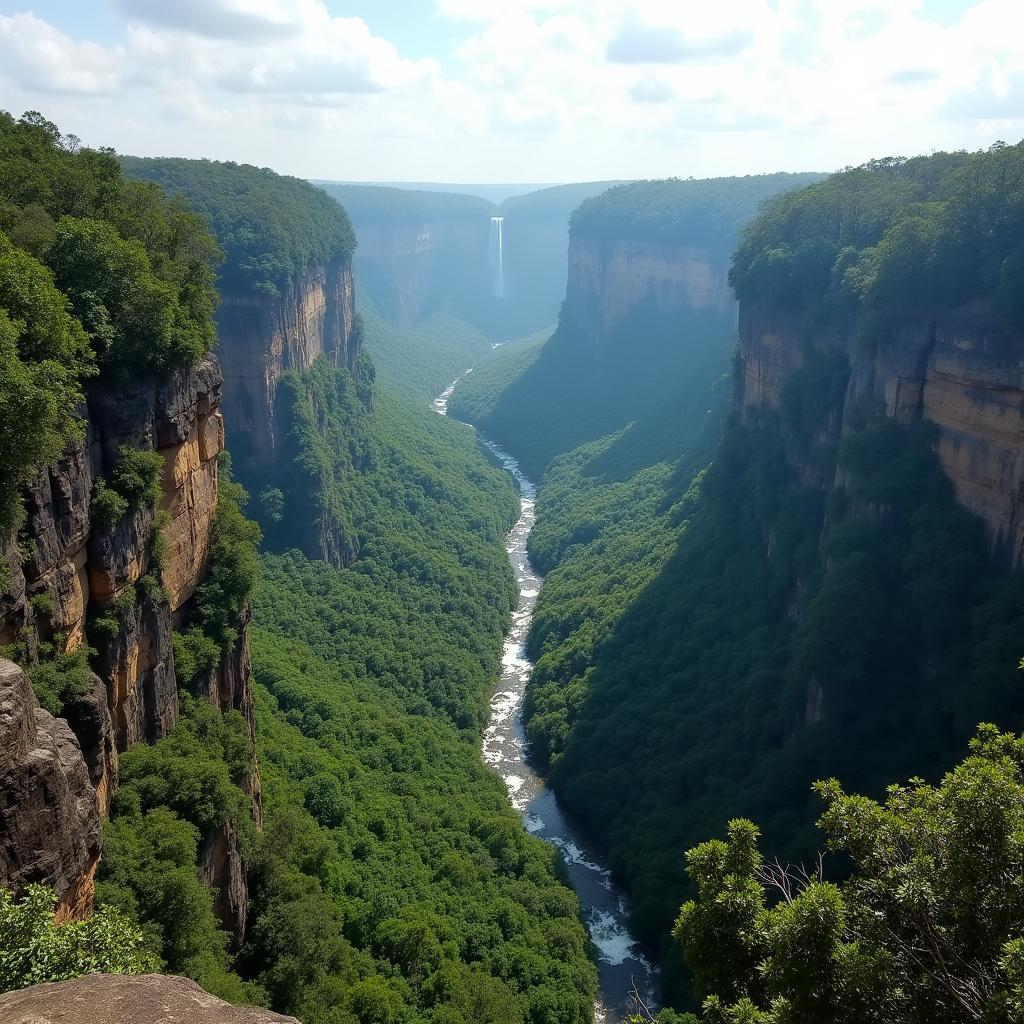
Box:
490 215 504 298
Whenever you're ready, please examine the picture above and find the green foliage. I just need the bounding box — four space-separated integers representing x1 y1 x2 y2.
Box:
731 142 1024 328
357 297 497 402
111 446 165 510
48 216 212 374
570 174 822 263
172 627 221 691
26 646 91 716
0 110 219 540
28 592 54 618
188 473 262 653
254 381 518 729
89 479 129 532
447 329 550 424
0 884 159 993
122 157 355 297
0 238 90 538
0 110 220 371
99 697 258 1003
675 726 1024 1022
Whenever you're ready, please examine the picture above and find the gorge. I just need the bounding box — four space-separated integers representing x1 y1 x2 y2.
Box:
3 105 1024 1024
434 375 657 1022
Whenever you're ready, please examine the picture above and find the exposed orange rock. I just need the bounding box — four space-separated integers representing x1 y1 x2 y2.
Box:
217 260 358 465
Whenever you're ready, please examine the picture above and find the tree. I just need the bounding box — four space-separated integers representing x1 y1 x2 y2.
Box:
673 725 1024 1023
0 885 159 993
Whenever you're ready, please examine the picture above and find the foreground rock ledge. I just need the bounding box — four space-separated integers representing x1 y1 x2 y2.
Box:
0 974 299 1024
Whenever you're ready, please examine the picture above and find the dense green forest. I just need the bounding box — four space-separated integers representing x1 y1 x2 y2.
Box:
0 111 220 539
447 330 550 424
570 174 822 262
731 141 1024 329
99 358 600 1022
121 155 356 297
465 151 1024 1011
357 297 496 402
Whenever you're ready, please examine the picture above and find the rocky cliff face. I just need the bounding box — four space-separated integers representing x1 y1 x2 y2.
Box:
565 236 732 344
217 260 358 466
0 356 259 934
0 974 300 1024
737 305 1024 565
0 660 101 921
354 220 488 326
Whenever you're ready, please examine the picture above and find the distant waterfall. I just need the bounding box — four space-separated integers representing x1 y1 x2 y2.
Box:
490 216 505 298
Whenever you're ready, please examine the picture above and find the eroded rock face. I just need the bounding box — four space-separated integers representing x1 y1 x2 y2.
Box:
354 220 488 326
737 306 1024 565
566 237 731 344
0 659 101 918
0 974 300 1024
217 261 358 466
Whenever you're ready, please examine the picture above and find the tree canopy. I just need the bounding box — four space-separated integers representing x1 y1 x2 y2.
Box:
730 142 1024 328
675 725 1024 1023
0 110 220 539
123 156 356 298
569 174 822 262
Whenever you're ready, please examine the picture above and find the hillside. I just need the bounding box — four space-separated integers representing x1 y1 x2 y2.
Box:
508 145 1024 1007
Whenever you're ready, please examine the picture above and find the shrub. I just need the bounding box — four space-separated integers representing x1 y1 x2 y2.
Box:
90 478 129 532
26 647 92 716
111 447 165 511
0 884 159 992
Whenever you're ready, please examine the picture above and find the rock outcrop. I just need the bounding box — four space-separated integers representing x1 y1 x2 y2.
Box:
217 261 358 467
1 354 260 934
737 305 1024 565
0 974 300 1024
0 660 101 920
566 237 731 345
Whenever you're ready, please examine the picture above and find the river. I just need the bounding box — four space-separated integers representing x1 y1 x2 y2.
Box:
433 373 659 1023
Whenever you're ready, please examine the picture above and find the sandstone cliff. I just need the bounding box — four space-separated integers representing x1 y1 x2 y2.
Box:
0 974 299 1024
736 305 1024 565
217 261 358 466
0 356 259 935
565 236 732 345
0 660 101 922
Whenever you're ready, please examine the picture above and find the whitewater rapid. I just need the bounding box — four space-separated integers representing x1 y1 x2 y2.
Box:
433 373 658 1023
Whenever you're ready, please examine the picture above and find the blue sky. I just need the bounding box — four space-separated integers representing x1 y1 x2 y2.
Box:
0 0 1020 183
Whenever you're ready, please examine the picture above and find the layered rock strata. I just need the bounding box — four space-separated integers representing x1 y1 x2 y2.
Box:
737 307 1024 565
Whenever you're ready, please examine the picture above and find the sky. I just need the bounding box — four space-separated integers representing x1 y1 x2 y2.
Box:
0 0 1021 184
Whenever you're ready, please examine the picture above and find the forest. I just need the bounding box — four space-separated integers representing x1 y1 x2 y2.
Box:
449 154 1024 1011
100 381 598 1023
0 113 598 1023
121 155 356 298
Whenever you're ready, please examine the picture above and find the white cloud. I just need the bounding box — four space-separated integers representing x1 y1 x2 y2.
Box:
0 13 123 95
0 0 1021 182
